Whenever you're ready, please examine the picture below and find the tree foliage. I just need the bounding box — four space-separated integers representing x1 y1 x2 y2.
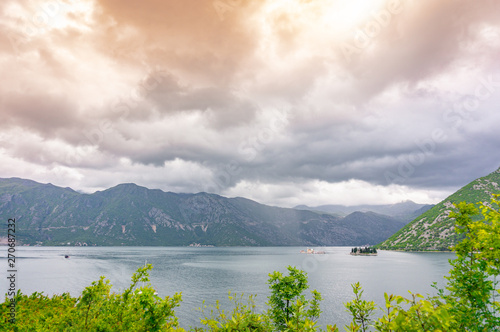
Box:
267 266 322 331
442 198 500 330
344 282 376 332
1 264 183 332
194 292 271 331
343 195 500 331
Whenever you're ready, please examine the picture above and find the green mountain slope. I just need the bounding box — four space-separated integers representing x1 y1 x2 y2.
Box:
378 167 500 251
0 178 405 246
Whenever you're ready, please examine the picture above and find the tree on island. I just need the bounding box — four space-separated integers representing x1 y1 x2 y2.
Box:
351 246 377 254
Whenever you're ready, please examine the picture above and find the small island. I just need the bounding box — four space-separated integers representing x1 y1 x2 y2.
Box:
350 246 377 256
300 248 326 254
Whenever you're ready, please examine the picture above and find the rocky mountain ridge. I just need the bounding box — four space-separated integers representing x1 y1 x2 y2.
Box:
0 178 406 246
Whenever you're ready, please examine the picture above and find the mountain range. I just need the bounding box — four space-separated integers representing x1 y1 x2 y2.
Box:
6 166 496 250
0 178 413 246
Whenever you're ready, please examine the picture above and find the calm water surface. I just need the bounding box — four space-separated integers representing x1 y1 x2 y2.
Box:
0 247 455 329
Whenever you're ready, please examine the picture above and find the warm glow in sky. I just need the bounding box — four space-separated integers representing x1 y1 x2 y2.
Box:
1 0 499 207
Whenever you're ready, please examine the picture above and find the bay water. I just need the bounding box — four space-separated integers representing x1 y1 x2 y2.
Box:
0 246 455 329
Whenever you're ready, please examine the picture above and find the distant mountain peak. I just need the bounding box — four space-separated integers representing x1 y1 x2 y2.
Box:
106 182 149 192
113 182 142 188
293 201 429 222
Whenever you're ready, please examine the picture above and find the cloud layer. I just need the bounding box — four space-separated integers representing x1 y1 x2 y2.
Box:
1 0 500 207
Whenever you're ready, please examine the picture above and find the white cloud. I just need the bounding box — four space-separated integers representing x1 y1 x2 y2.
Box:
224 179 449 208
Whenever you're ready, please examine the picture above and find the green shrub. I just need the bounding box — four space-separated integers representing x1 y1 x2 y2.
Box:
194 292 271 331
1 264 183 332
267 266 322 331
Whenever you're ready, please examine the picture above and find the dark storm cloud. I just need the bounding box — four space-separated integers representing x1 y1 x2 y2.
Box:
334 0 500 102
0 91 80 135
144 72 258 127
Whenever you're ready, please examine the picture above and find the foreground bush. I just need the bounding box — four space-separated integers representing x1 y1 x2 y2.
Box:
3 196 500 331
1 264 183 331
337 196 500 332
194 292 271 331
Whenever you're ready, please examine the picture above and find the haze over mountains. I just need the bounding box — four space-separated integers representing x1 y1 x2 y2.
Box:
294 201 434 223
0 178 415 247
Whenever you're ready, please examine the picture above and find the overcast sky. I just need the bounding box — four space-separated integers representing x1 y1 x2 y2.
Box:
1 0 499 207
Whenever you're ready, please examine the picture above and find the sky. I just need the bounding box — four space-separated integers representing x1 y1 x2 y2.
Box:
0 0 499 208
